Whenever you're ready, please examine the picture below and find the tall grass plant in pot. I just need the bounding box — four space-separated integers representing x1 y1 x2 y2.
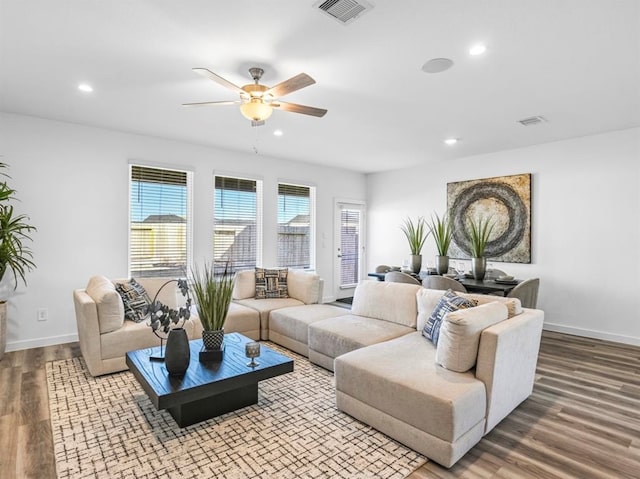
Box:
428 212 453 275
191 262 235 351
400 217 429 273
0 163 36 361
467 216 496 280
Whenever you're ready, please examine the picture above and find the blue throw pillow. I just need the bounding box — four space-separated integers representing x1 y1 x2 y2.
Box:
422 290 477 345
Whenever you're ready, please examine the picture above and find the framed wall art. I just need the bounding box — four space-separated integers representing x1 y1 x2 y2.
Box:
447 173 531 263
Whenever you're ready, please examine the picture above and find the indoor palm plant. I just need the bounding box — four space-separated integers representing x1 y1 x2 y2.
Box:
400 216 429 273
191 262 235 351
0 162 36 361
466 215 495 280
428 212 453 275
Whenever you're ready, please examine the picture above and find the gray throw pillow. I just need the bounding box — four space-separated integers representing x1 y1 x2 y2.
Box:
115 278 151 323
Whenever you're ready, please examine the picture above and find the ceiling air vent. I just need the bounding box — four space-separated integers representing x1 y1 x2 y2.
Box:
518 115 547 126
314 0 374 25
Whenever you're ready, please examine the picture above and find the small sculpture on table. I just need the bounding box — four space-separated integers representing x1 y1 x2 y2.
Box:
245 342 261 368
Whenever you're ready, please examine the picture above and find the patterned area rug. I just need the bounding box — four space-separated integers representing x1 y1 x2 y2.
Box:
47 344 426 478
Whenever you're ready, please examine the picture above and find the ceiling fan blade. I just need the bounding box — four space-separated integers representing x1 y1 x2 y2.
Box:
193 68 245 95
265 73 315 98
182 100 240 107
273 101 327 118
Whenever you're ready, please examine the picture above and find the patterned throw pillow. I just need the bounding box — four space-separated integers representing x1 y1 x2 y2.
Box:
255 268 289 299
115 278 151 323
422 289 477 346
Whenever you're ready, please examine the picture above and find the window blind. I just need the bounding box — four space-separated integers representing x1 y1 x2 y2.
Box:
129 165 191 278
214 175 260 272
277 183 314 269
340 208 361 286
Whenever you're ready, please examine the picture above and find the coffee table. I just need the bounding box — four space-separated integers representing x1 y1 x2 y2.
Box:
125 332 294 427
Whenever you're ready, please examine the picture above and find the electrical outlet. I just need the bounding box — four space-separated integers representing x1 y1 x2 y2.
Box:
37 308 48 321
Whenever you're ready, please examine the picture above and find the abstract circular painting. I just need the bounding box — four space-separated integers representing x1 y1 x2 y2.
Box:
447 173 531 263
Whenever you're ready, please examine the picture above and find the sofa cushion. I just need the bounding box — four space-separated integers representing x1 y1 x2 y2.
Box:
233 270 256 300
100 317 196 360
351 281 421 328
459 293 522 318
255 267 288 299
115 278 151 323
270 304 350 346
436 301 508 372
416 288 447 332
308 314 415 361
422 290 477 346
85 276 124 334
286 269 320 304
334 331 486 443
136 277 183 309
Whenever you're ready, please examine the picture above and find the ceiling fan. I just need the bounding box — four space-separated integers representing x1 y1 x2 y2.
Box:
183 67 328 126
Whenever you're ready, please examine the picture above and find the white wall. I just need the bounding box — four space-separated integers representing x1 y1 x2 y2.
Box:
0 113 366 350
367 128 640 346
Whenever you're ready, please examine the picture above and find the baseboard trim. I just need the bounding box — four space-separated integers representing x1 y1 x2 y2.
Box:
6 333 79 352
544 322 640 347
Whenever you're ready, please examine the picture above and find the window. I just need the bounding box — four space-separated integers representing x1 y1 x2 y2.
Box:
214 175 262 272
277 182 315 269
339 207 362 287
129 165 192 278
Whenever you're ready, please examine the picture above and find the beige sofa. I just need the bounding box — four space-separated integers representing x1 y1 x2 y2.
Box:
231 268 347 341
73 276 260 376
331 282 544 468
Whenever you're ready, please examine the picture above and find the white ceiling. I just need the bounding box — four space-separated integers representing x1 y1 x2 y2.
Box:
1 0 639 173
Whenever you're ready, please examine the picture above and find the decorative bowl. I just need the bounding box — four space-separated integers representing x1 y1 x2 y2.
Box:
497 275 514 281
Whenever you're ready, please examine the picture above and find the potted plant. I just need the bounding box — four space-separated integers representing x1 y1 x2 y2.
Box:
0 163 36 361
191 262 235 353
428 212 453 275
467 215 496 280
400 216 429 273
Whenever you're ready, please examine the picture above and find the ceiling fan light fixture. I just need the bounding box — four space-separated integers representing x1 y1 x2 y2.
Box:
240 99 273 122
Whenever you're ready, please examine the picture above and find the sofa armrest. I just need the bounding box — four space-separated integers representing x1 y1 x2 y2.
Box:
475 308 544 433
73 289 103 376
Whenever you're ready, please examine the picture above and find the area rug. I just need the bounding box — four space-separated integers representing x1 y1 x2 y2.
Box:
47 344 426 478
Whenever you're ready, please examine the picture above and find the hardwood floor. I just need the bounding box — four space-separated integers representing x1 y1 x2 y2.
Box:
0 332 638 478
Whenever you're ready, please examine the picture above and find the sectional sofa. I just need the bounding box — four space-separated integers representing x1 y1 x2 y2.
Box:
74 269 544 468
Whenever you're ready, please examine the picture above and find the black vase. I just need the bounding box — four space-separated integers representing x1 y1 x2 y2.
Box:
165 328 190 376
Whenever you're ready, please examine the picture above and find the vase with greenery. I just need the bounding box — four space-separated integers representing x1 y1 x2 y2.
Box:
400 216 429 273
191 262 235 351
0 163 36 361
467 215 496 280
428 212 453 275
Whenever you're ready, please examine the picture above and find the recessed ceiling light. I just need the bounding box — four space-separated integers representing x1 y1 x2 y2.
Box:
421 58 454 74
444 138 459 145
273 129 283 137
78 83 93 93
469 44 487 56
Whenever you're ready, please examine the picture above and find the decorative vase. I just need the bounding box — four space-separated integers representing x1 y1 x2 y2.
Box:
472 257 486 280
164 328 190 376
0 301 6 361
435 255 449 275
409 254 422 274
203 329 225 350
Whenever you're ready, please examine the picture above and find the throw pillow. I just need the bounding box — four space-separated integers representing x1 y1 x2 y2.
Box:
115 278 151 323
436 301 508 372
85 276 125 334
255 268 289 299
422 289 477 346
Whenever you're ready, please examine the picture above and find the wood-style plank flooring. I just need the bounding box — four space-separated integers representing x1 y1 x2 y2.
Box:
0 332 638 478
